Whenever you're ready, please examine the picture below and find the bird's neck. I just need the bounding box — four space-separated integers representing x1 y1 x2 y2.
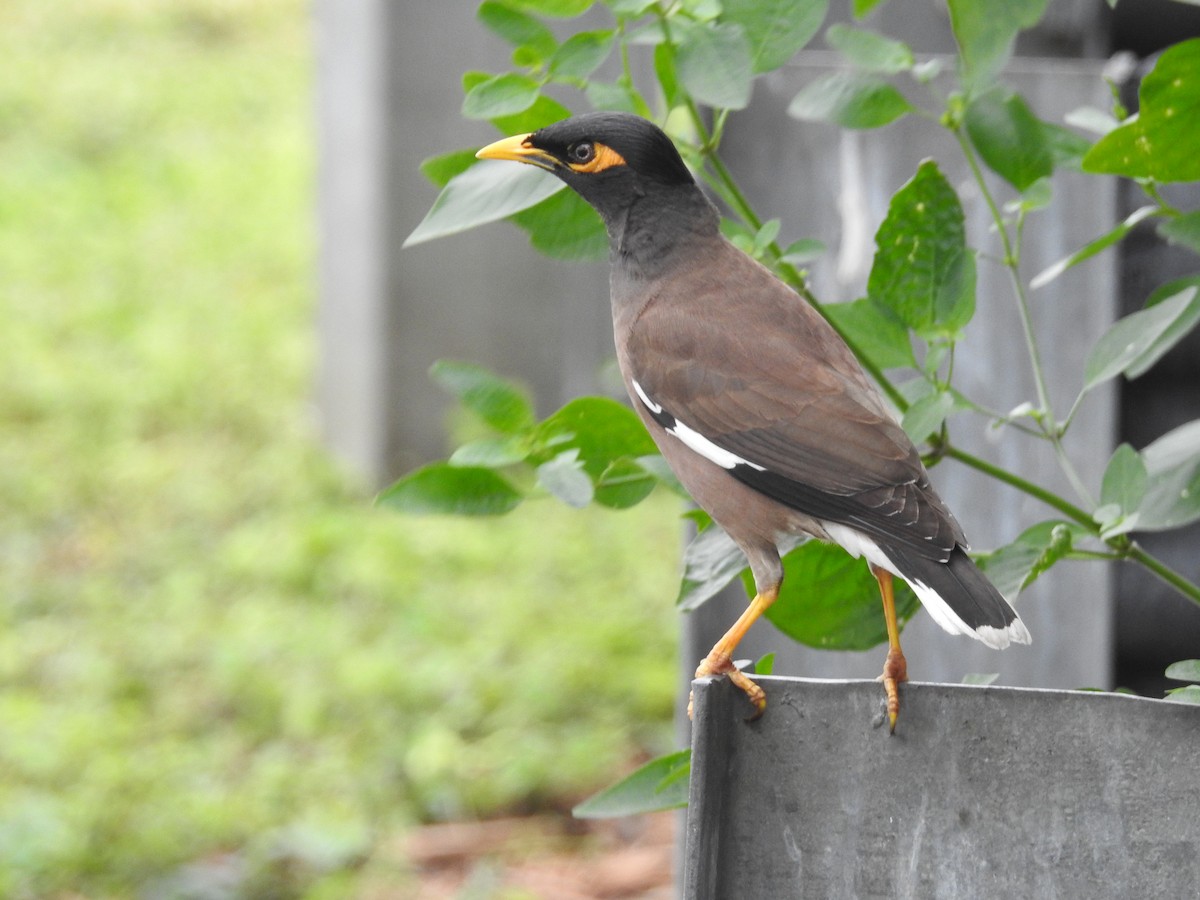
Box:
607 183 719 279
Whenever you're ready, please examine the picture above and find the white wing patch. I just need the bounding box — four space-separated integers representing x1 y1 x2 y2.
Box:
632 379 765 472
631 379 662 414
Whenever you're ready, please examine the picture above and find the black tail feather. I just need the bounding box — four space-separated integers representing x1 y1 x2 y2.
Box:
886 544 1031 648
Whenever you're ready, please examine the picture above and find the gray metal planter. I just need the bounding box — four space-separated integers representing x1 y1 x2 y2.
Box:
684 676 1200 899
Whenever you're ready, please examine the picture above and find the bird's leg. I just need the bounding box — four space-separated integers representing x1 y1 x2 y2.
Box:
689 586 779 720
871 564 907 733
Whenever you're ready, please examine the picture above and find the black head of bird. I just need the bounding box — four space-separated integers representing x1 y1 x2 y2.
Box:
477 113 1030 731
477 112 718 271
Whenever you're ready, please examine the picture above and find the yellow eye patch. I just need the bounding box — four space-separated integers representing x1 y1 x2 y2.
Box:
568 142 627 174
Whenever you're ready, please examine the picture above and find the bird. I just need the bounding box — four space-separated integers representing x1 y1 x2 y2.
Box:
475 111 1030 731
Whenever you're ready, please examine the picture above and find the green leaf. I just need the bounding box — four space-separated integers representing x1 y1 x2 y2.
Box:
787 72 913 128
1165 659 1200 682
682 0 722 20
462 72 542 120
633 453 687 497
653 41 682 108
1129 278 1200 378
572 749 691 818
853 0 888 17
403 161 566 247
867 160 975 338
780 237 826 266
1029 205 1160 291
1083 38 1200 182
1091 502 1123 538
532 397 657 480
1079 284 1200 393
964 89 1061 191
751 218 781 257
1064 104 1120 136
677 523 753 612
911 58 943 83
510 187 608 261
764 541 920 650
378 463 523 516
946 0 1049 93
549 30 615 80
625 19 668 46
1010 177 1053 213
491 93 573 135
1101 443 1148 519
1097 443 1146 537
823 297 915 370
901 389 954 443
1041 119 1094 169
503 0 594 16
478 1 558 61
824 23 913 73
429 360 536 434
977 520 1079 599
919 342 952 377
1158 210 1200 254
419 148 481 188
1166 684 1200 704
448 435 530 468
462 70 492 94
585 79 647 114
724 224 758 256
961 672 999 685
722 0 828 73
674 20 754 110
1136 418 1200 531
606 0 659 15
594 458 659 509
753 652 776 675
536 449 595 508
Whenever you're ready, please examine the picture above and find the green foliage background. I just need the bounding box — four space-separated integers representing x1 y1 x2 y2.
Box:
0 1 679 894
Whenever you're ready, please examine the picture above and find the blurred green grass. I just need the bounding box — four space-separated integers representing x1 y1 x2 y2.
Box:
0 0 680 894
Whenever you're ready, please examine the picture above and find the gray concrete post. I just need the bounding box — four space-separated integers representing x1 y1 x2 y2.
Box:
686 676 1200 899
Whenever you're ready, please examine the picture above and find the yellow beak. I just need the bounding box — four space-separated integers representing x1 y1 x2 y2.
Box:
475 133 559 170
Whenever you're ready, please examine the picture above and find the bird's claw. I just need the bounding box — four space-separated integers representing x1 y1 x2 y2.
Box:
877 647 908 734
689 652 767 721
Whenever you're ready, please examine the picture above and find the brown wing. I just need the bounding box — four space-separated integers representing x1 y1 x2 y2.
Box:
624 241 966 560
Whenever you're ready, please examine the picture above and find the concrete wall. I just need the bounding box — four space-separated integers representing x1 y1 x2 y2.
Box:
686 676 1200 899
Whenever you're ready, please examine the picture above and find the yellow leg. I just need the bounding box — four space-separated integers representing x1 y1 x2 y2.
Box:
689 587 779 720
872 565 908 733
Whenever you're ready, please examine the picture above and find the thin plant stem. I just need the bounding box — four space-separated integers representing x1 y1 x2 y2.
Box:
944 444 1094 527
954 127 1055 418
1127 544 1200 605
954 127 1098 507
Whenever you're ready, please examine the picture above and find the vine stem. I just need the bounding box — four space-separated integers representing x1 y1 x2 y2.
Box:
952 128 1055 414
953 126 1098 507
943 444 1093 527
1128 544 1200 605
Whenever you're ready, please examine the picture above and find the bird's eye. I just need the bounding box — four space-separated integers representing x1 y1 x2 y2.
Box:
568 142 596 164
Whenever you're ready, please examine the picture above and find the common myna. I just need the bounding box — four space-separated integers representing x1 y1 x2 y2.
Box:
477 112 1030 730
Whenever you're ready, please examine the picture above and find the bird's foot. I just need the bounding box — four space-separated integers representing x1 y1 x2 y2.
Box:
876 646 908 734
688 651 766 721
